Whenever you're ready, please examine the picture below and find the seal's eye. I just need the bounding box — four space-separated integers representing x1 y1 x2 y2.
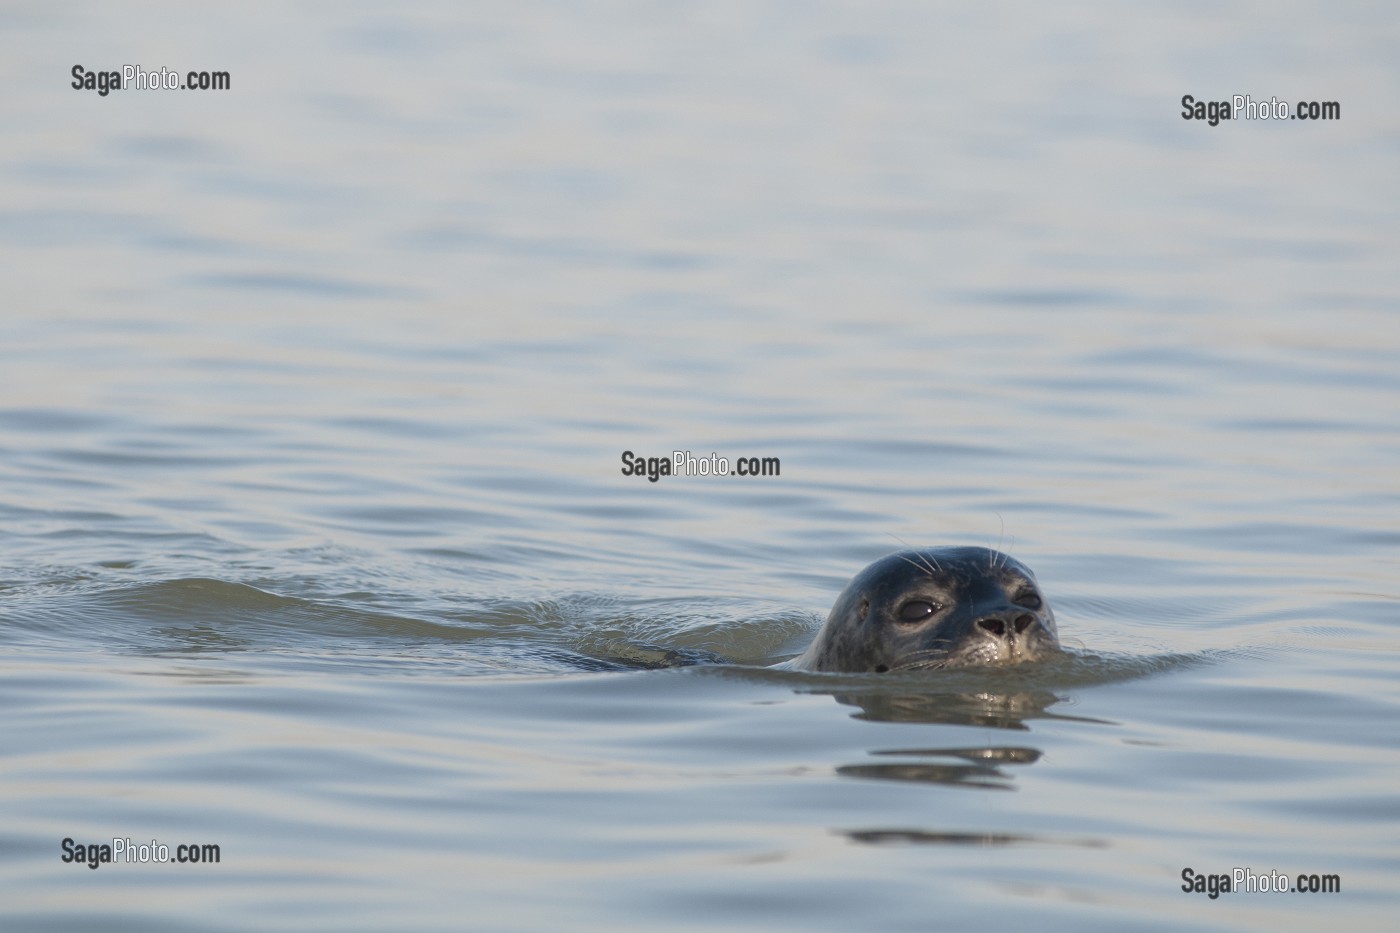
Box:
1014 590 1042 611
897 600 937 623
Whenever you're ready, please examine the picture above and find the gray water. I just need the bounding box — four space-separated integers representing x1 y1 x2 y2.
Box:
3 2 1398 930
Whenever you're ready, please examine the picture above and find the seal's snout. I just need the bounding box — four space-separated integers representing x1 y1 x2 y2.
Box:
967 603 1054 664
975 612 1037 639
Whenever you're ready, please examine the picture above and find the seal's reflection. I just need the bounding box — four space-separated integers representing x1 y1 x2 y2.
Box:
834 686 1065 728
837 744 1040 790
839 828 1107 849
811 684 1108 789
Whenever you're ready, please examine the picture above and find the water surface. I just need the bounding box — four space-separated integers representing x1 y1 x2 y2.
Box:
2 2 1398 930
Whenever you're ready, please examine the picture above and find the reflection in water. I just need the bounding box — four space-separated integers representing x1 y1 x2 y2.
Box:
827 693 1115 846
841 829 1107 848
778 649 1177 727
834 687 1065 728
806 676 1118 790
838 744 1041 790
828 689 1056 788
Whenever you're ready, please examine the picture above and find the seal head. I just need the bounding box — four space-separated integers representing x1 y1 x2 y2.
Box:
788 546 1059 673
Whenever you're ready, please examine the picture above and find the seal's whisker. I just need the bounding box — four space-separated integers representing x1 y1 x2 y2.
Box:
886 532 914 550
887 646 954 670
886 534 941 576
991 536 1012 571
893 553 936 578
888 651 953 673
915 550 942 575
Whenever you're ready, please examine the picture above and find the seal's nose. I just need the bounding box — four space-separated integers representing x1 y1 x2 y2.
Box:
975 612 1036 639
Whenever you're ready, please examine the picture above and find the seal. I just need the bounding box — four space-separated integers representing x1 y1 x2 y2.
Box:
785 546 1059 673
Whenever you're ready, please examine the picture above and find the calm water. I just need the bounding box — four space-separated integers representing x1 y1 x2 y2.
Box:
3 2 1399 930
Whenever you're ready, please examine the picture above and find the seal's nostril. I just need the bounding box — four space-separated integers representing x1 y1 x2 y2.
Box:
1014 615 1034 634
977 618 1005 637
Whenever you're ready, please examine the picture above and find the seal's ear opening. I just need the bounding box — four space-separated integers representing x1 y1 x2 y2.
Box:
856 598 868 622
